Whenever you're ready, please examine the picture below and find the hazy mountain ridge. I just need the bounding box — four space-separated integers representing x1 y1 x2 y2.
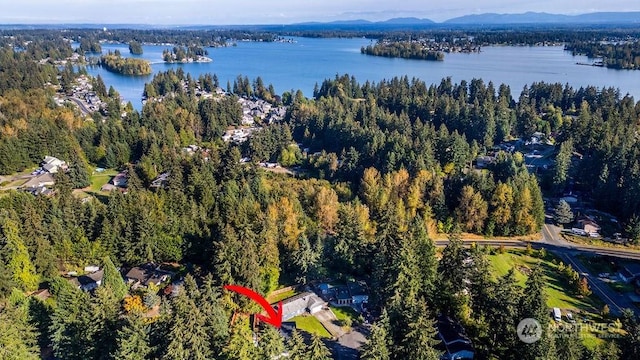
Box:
444 11 640 24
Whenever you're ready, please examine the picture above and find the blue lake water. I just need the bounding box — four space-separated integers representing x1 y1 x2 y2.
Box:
85 37 640 110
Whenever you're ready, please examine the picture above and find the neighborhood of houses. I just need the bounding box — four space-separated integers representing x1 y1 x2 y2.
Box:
19 156 66 195
59 262 182 298
270 280 474 360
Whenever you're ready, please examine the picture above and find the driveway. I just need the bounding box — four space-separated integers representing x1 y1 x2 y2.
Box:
331 325 369 360
314 308 345 338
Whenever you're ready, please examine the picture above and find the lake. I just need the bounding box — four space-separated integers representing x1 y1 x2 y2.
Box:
85 37 640 110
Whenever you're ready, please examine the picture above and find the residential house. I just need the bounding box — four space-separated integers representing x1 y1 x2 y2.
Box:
278 292 326 321
577 216 601 236
125 263 175 288
323 281 369 306
150 172 170 189
70 269 104 292
347 281 369 305
436 315 475 360
111 170 129 187
618 263 640 283
22 173 55 189
42 156 66 174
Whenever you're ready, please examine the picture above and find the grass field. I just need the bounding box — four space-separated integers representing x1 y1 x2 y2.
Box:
488 250 612 348
488 251 602 312
266 289 297 304
331 306 360 323
291 315 331 338
87 169 117 193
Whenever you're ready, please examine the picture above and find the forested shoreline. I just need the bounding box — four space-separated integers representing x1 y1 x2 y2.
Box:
566 40 640 70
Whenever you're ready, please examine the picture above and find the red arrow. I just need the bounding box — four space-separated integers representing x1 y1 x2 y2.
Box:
223 284 282 328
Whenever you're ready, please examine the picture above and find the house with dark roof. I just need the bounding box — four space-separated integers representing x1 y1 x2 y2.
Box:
111 170 129 187
150 172 170 189
436 315 474 360
125 263 175 289
70 269 104 292
320 280 369 306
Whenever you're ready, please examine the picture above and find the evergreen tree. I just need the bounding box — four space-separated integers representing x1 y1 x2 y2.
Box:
307 333 332 360
553 200 574 225
199 274 230 354
619 309 640 360
486 269 522 359
258 326 285 360
287 329 307 360
163 278 213 360
400 301 441 360
436 232 468 317
67 148 91 189
113 313 152 360
0 218 39 292
220 317 256 360
360 310 391 360
519 267 550 360
0 295 40 360
102 255 127 300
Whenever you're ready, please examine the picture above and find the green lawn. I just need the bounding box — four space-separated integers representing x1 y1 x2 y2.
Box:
86 169 118 194
488 251 602 313
488 251 611 349
267 289 297 304
291 315 331 338
331 306 360 323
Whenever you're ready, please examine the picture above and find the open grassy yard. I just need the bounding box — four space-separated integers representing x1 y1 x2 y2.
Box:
488 250 603 313
87 169 117 193
266 288 297 304
488 250 613 348
331 306 360 323
291 315 331 338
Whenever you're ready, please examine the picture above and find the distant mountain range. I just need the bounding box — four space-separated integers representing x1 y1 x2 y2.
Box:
444 11 640 24
296 17 435 26
1 11 639 29
289 12 640 27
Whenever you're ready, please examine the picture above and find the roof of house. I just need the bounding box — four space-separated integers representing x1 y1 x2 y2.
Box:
125 263 174 286
347 281 367 297
42 163 58 172
335 286 351 300
279 292 326 319
620 268 634 279
70 269 104 288
22 173 55 189
437 315 472 346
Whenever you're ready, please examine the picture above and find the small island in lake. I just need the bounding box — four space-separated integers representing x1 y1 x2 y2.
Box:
100 50 152 75
129 40 143 55
362 41 445 61
163 46 212 63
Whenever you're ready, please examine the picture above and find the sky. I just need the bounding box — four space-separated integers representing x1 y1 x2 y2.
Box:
0 0 639 25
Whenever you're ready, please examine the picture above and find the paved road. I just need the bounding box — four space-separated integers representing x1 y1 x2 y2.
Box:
67 97 93 115
559 253 636 317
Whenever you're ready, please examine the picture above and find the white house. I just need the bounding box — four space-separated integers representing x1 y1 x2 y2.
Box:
42 156 66 174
